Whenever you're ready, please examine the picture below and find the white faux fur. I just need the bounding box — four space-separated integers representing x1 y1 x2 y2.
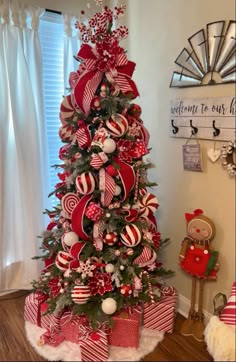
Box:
25 321 164 361
204 316 236 361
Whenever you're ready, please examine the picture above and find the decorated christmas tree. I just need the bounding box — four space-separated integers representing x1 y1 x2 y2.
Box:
31 2 174 332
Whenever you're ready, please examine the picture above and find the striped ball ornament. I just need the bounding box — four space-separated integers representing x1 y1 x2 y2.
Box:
59 94 76 124
105 114 128 137
58 124 75 142
55 251 73 271
71 285 91 305
120 224 141 247
75 172 95 195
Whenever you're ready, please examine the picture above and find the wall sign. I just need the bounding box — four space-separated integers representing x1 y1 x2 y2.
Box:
170 96 236 141
183 143 203 172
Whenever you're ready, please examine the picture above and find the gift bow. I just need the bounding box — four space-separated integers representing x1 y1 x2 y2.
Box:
72 44 139 115
78 324 103 341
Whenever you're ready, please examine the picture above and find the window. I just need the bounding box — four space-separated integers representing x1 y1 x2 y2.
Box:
39 11 80 209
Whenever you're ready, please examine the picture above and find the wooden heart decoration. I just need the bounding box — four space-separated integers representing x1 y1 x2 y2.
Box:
207 148 221 163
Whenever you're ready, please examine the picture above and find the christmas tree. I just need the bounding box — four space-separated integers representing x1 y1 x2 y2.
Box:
32 2 173 330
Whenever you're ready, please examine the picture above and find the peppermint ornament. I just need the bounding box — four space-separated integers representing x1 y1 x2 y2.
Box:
103 231 118 246
105 114 128 137
71 285 91 305
138 193 159 216
120 224 142 247
76 172 95 195
61 193 80 216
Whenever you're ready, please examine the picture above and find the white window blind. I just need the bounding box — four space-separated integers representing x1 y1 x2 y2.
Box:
39 12 68 209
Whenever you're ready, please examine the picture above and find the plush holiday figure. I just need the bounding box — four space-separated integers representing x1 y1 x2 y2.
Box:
27 2 174 349
179 209 219 341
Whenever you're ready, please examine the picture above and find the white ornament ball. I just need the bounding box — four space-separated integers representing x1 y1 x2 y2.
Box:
62 231 79 247
120 265 125 271
102 138 116 154
114 185 122 196
105 263 115 273
101 298 117 315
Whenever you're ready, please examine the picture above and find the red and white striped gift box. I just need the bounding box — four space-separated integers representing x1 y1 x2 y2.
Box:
108 308 141 348
78 325 108 362
220 281 236 326
24 293 61 330
143 285 178 333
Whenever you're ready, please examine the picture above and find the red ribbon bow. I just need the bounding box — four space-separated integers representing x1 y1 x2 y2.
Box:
72 44 139 115
185 209 203 222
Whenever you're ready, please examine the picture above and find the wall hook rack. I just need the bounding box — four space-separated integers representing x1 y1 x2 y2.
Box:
171 119 179 134
212 120 221 137
190 119 198 135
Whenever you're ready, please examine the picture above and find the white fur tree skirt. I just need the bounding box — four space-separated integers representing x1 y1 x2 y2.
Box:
25 321 164 361
204 316 236 361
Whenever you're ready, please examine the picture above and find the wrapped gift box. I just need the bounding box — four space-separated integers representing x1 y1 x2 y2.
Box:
143 285 178 333
108 308 141 348
24 292 61 330
78 325 108 362
38 329 65 347
60 310 88 344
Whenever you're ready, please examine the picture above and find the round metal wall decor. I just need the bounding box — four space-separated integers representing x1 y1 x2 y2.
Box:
170 20 236 88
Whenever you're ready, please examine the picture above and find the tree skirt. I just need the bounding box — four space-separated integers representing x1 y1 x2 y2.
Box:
25 321 164 361
204 316 235 361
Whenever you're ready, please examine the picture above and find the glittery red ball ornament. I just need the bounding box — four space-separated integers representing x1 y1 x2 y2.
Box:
129 104 142 117
103 231 119 246
120 284 133 297
106 164 119 177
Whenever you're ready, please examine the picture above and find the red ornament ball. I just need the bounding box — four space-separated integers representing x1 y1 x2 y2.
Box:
120 284 133 297
103 231 118 246
129 104 142 117
106 164 119 177
91 96 101 110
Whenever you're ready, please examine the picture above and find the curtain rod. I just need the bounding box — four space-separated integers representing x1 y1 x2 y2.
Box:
45 8 62 15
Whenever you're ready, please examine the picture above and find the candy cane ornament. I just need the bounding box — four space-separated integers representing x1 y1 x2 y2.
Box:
139 271 155 303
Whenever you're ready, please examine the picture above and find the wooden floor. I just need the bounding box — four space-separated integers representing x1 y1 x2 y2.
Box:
0 290 213 361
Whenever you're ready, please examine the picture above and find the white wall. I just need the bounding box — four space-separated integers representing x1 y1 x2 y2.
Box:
126 0 235 314
24 0 235 315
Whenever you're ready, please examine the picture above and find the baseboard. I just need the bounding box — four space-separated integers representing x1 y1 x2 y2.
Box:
177 293 212 324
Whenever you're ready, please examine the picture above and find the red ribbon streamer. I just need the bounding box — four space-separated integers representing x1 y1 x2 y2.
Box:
72 44 139 115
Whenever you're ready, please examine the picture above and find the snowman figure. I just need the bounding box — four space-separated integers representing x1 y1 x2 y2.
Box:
179 209 219 341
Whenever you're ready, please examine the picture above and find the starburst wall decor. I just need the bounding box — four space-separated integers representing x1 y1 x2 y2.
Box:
170 20 236 88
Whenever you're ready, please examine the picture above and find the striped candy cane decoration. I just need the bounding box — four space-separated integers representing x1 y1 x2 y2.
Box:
220 282 236 325
139 271 155 303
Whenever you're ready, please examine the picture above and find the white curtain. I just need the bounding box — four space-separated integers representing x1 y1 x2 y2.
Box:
0 0 48 292
62 13 81 92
